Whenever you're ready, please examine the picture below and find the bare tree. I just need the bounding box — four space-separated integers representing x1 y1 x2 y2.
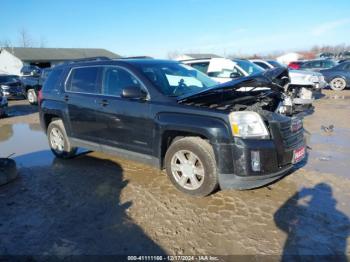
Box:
0 39 12 48
39 36 48 48
18 28 33 47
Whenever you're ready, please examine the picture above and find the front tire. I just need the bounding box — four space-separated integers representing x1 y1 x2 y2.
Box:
165 137 218 197
27 89 37 104
47 119 77 159
330 77 346 91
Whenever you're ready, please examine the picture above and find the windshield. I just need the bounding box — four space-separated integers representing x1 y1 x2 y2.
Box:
0 75 19 83
136 62 218 96
234 60 264 76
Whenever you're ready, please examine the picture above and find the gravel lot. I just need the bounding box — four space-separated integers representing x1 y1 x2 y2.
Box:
0 91 350 258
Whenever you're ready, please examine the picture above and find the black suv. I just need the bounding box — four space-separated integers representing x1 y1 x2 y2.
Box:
39 59 306 196
21 68 52 104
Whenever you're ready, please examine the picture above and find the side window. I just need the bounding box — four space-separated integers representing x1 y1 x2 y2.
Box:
66 67 101 94
254 62 270 69
322 60 335 68
102 67 142 97
43 69 63 92
189 62 209 74
309 61 321 68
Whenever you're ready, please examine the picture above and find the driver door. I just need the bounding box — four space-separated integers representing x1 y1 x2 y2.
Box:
96 66 154 155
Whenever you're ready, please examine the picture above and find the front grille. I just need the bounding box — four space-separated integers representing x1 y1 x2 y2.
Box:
9 86 23 95
268 116 305 167
279 119 304 150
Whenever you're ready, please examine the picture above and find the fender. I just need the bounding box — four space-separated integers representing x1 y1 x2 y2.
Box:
331 75 347 81
155 112 234 173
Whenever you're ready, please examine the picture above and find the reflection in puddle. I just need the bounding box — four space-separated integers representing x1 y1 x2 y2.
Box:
0 123 54 168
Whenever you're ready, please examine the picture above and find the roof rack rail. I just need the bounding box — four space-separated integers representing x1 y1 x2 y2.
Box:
64 56 112 64
178 58 216 62
120 56 153 59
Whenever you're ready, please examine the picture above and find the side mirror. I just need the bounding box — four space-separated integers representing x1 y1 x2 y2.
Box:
230 72 241 78
121 85 147 100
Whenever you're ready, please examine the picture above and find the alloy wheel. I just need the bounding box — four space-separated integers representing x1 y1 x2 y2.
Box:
50 127 65 153
170 150 205 190
331 78 346 91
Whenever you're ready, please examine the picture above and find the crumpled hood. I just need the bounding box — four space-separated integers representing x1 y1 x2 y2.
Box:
177 67 289 103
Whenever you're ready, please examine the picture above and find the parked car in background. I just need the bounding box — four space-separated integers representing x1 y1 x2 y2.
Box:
21 68 52 104
299 59 337 72
0 74 25 99
288 61 305 70
39 58 305 196
0 91 8 117
250 59 286 70
181 58 246 83
318 52 335 59
320 61 350 90
251 59 327 90
250 59 327 112
21 65 42 76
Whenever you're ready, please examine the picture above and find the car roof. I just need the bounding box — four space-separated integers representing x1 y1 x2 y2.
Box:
54 59 178 70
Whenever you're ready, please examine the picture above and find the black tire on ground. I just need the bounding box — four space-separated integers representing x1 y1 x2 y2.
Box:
27 89 37 104
47 119 77 159
0 158 17 186
330 77 347 91
164 137 219 197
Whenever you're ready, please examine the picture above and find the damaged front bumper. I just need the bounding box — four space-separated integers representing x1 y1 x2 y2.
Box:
214 118 305 190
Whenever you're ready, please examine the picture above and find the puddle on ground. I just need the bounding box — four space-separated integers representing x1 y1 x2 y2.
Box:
0 123 54 167
305 128 350 179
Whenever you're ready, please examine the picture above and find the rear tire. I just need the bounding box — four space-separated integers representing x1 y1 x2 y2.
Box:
164 137 218 197
27 89 37 104
47 119 77 159
330 77 346 91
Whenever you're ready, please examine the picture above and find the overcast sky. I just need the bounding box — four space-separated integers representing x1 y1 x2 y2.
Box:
1 0 350 58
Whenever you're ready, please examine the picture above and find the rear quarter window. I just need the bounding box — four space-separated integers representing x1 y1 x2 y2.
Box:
42 69 64 93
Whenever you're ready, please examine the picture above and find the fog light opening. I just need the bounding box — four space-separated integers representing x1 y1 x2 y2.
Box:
251 151 261 172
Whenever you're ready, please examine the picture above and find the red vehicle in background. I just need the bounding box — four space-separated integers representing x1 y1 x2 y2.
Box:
288 61 304 70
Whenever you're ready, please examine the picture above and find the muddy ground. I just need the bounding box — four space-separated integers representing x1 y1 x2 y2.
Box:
0 92 350 259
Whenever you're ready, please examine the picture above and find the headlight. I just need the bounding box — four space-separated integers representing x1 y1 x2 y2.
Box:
229 111 269 138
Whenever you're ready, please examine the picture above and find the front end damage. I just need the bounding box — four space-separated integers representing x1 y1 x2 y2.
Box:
178 72 306 189
286 70 327 113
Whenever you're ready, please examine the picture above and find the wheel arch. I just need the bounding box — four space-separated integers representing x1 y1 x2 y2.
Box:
155 112 232 170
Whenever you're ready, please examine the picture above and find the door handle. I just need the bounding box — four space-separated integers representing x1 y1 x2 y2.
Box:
64 95 69 102
99 99 109 107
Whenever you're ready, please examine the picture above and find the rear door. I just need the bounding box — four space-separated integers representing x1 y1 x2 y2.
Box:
96 66 154 155
64 66 103 144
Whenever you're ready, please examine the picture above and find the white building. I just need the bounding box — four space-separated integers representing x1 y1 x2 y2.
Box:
0 49 23 75
0 47 121 75
276 52 302 65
